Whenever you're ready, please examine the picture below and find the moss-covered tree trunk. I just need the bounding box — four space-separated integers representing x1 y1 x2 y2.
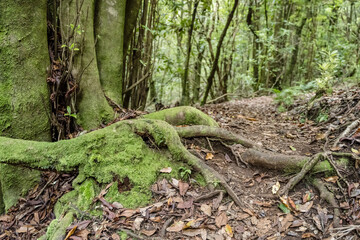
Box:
95 0 126 106
0 0 51 213
60 0 114 130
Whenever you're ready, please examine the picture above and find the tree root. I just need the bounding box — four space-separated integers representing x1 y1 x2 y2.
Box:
241 149 309 170
280 153 324 196
312 178 340 228
175 125 258 148
333 119 360 148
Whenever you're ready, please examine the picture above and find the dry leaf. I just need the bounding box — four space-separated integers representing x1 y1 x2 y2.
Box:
166 221 185 232
16 225 35 233
302 232 317 238
64 226 77 240
298 201 313 213
225 224 233 237
280 214 294 232
179 181 189 196
141 229 157 236
215 212 228 228
288 197 297 211
111 233 120 240
133 217 144 231
315 133 326 141
183 229 206 237
0 215 13 222
177 199 193 209
205 153 214 160
160 167 172 173
272 181 280 194
120 209 136 218
76 229 90 239
200 204 212 216
323 176 339 183
112 202 123 209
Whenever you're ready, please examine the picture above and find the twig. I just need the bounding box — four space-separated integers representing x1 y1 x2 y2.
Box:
160 217 174 238
35 173 58 199
333 120 360 148
220 140 248 167
330 225 360 240
206 137 214 152
194 190 225 202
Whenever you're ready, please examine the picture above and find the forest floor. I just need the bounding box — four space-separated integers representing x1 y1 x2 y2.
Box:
1 88 360 239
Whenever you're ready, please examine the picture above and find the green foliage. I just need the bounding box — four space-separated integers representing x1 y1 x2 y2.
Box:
314 50 340 94
64 106 77 119
179 166 191 180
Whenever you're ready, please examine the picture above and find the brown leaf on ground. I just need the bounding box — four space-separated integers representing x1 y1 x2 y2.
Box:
215 212 228 228
141 229 157 236
75 229 90 239
205 153 214 160
111 233 120 240
177 199 193 209
200 204 212 216
64 225 77 240
120 209 136 218
179 181 189 196
166 221 185 232
0 215 13 222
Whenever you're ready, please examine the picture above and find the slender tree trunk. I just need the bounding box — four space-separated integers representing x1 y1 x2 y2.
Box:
201 0 239 105
181 0 199 105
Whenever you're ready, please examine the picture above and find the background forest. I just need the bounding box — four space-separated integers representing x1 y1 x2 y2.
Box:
125 0 360 109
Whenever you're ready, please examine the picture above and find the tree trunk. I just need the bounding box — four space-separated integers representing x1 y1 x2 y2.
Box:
201 0 239 105
60 0 114 130
181 0 199 105
95 0 127 105
0 0 51 213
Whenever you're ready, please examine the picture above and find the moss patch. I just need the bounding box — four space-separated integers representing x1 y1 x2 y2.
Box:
143 106 219 127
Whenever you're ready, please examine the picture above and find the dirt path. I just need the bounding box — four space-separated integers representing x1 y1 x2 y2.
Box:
2 94 359 240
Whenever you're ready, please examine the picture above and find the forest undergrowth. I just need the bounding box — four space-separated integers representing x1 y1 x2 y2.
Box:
2 88 360 239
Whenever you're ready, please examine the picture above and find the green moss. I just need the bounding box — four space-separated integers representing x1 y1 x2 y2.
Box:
44 212 74 240
120 231 128 240
193 173 207 187
0 165 40 211
0 0 51 214
143 106 219 127
285 157 349 175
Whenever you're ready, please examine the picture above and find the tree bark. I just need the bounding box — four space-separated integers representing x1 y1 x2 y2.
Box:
0 0 51 213
201 0 239 105
181 0 199 105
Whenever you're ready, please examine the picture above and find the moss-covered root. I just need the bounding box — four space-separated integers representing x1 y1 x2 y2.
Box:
312 178 340 228
39 212 74 240
175 125 258 148
143 106 219 127
127 120 243 207
241 149 348 173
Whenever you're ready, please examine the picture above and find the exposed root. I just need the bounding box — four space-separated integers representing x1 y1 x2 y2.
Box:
241 149 308 170
312 178 340 228
280 153 324 196
333 119 360 147
175 125 259 148
330 225 360 240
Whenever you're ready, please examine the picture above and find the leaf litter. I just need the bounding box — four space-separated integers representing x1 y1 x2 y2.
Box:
3 90 360 239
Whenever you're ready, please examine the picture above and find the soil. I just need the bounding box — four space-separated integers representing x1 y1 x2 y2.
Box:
1 92 360 239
